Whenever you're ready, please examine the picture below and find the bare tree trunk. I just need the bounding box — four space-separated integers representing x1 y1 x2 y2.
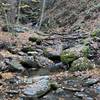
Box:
38 0 46 30
16 0 21 25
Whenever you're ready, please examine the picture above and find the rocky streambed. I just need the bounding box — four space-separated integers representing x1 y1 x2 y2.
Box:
0 29 100 100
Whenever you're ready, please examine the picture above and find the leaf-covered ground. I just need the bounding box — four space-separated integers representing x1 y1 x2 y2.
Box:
0 0 100 100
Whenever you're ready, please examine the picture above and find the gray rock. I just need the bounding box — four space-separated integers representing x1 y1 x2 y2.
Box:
56 88 64 94
75 92 87 98
20 56 39 69
23 77 33 84
0 54 3 61
84 78 99 86
50 62 65 71
13 26 28 33
95 86 100 94
0 61 7 71
27 51 38 56
0 95 3 100
32 76 50 82
75 92 93 100
0 41 9 50
6 60 25 71
23 79 50 97
43 94 58 100
36 56 65 71
44 42 63 59
18 52 26 56
86 97 94 100
36 56 54 68
38 68 52 76
63 87 83 92
23 76 50 84
20 96 38 100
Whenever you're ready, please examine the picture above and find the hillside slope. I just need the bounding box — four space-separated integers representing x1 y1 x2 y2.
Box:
41 0 100 33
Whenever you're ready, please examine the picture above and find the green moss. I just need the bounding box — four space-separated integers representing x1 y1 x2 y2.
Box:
82 46 90 57
69 57 93 72
21 46 34 53
61 51 78 64
61 45 91 64
29 37 38 42
91 29 100 37
91 31 96 37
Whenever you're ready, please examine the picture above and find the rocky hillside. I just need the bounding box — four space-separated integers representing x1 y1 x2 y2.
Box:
0 0 100 100
14 0 100 33
44 0 100 34
1 0 100 32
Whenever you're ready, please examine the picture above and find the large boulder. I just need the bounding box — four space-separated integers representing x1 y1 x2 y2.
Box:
61 45 90 64
23 78 57 97
20 56 39 69
36 56 54 69
69 57 93 72
23 79 50 97
36 56 65 71
44 42 63 61
5 60 25 72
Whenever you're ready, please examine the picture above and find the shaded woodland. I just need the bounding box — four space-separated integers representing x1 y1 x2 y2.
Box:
0 0 100 100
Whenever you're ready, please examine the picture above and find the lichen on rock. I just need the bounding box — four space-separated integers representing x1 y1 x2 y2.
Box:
69 57 93 72
91 29 100 37
61 45 90 64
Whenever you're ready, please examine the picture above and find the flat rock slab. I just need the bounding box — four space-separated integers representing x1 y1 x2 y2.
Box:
23 79 51 97
6 60 25 72
84 78 99 86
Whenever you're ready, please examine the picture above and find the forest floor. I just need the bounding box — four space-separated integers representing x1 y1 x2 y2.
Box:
0 0 100 100
0 29 100 100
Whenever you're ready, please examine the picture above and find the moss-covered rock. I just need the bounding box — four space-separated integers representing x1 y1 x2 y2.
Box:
29 31 48 42
21 46 34 53
82 45 90 57
91 29 100 37
61 45 90 64
29 37 42 45
69 57 93 72
82 38 91 46
29 37 38 42
61 50 78 64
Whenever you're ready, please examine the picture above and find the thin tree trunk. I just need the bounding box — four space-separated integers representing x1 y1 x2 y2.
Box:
38 0 46 30
16 0 21 25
